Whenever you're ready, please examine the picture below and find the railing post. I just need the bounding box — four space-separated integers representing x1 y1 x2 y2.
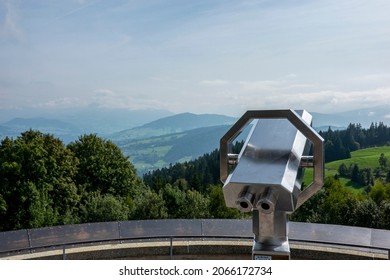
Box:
26 229 32 254
170 237 173 260
118 221 122 244
63 245 66 260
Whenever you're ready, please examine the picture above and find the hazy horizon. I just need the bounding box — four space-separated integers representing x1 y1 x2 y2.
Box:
1 0 390 117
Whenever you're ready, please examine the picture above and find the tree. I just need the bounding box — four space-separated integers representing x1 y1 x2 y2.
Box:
0 131 79 230
208 185 242 219
357 168 373 186
378 201 390 229
338 163 349 177
159 184 185 218
321 177 358 225
0 194 6 214
379 153 388 170
344 124 360 152
79 193 130 223
130 188 168 220
351 164 360 183
290 187 327 224
180 189 211 218
350 199 379 228
68 134 142 198
369 180 390 204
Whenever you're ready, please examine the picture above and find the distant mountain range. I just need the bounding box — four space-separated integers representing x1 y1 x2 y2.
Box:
0 117 80 143
110 113 238 174
311 105 390 129
114 124 234 174
2 105 390 174
111 106 390 174
110 112 237 141
0 106 173 143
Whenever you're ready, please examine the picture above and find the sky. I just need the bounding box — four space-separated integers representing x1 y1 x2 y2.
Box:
1 0 390 117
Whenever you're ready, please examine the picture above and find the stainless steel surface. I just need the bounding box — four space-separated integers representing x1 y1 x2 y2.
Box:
299 155 314 168
220 109 324 209
219 109 324 259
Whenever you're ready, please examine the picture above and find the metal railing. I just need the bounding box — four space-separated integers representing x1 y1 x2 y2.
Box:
1 220 389 259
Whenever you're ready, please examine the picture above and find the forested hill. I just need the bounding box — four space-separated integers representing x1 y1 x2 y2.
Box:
110 113 238 175
321 122 390 162
143 141 243 194
144 122 390 191
115 124 237 175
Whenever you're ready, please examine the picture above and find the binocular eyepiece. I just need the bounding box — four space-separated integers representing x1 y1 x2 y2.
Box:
237 188 277 214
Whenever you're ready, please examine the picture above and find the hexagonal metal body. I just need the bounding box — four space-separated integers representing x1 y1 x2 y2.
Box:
223 115 310 213
220 109 324 259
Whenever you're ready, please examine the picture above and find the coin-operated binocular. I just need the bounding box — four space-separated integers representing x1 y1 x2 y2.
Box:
220 110 324 260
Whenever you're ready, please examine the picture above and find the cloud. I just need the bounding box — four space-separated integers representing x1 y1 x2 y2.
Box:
0 0 26 44
93 88 115 97
200 80 231 86
195 76 390 115
31 97 85 109
92 88 172 110
238 80 287 92
2 0 390 118
264 87 390 113
349 73 390 89
55 0 101 20
199 78 312 93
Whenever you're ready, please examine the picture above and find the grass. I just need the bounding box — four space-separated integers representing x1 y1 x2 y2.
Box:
303 146 390 194
326 146 390 170
139 146 172 157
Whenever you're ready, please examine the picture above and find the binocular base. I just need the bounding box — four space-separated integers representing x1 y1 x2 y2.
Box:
252 241 290 260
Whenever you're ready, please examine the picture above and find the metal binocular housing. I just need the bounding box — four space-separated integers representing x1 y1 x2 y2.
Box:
220 109 324 259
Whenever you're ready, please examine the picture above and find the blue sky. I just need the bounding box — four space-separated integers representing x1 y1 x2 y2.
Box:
1 0 390 117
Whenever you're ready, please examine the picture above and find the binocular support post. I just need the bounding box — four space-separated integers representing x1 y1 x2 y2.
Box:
220 109 324 260
252 209 290 260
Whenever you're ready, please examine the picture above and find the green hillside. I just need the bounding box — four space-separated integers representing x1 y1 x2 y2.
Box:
326 146 390 170
115 125 233 175
304 146 390 193
113 113 250 175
